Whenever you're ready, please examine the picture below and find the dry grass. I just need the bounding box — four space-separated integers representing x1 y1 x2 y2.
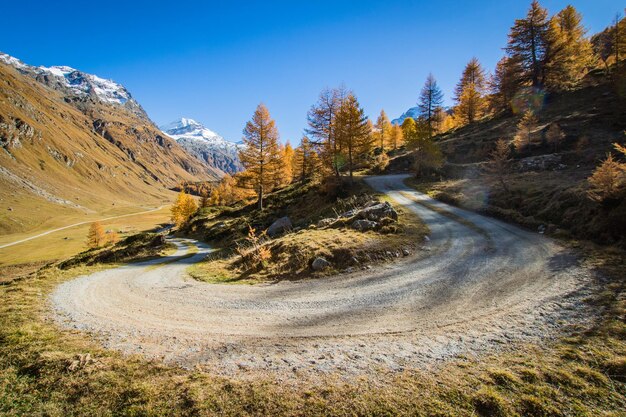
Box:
0 245 624 415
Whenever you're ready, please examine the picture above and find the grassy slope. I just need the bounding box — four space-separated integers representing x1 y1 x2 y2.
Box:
401 76 626 245
184 179 426 284
0 62 216 239
0 227 623 416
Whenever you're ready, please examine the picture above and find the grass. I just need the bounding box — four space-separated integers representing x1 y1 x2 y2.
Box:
0 206 172 267
0 245 624 415
187 179 428 284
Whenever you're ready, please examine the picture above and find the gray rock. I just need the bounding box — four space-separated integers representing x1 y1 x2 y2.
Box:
352 219 378 231
312 257 331 271
360 202 398 221
267 216 292 237
317 218 335 228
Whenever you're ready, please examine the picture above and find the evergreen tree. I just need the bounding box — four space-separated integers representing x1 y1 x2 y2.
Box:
418 73 444 137
545 5 594 91
374 110 391 152
454 57 487 101
239 103 281 210
401 118 418 146
281 141 295 185
86 221 106 249
335 93 371 184
506 0 550 88
546 123 565 152
513 110 539 152
487 139 512 192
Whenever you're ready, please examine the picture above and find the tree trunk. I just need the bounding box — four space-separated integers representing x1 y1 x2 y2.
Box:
258 184 263 210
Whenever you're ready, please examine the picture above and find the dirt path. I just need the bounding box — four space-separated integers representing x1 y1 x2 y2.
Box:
50 175 594 378
0 206 165 250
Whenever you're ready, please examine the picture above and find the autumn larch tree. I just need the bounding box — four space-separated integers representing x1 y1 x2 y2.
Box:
490 56 524 113
281 141 295 185
171 189 198 226
513 110 539 152
418 73 444 137
544 5 594 91
506 0 550 88
306 87 346 177
546 123 565 152
455 57 487 125
293 136 319 183
487 139 512 192
374 110 391 153
86 221 106 249
389 123 404 150
588 151 625 202
335 93 371 184
239 103 281 210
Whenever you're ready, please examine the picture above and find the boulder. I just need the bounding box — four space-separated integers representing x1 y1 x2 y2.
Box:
360 202 398 221
317 218 336 228
352 219 378 231
312 257 331 271
267 216 292 237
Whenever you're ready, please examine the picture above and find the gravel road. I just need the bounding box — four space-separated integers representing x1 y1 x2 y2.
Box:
50 174 594 379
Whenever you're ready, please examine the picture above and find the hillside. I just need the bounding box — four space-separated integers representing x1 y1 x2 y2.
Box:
402 73 626 244
0 54 222 237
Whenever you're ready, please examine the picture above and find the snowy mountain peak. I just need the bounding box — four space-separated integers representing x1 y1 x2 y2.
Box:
161 118 224 144
0 51 132 106
161 118 243 174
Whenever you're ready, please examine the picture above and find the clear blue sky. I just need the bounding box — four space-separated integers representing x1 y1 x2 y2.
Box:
1 0 622 143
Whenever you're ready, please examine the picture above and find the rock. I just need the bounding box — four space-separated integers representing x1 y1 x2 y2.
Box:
317 218 335 228
537 224 546 234
267 216 292 237
360 202 398 221
312 257 331 271
352 219 378 231
7 207 12 211
402 248 410 257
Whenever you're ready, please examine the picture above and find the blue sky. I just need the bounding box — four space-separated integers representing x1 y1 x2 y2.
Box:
1 0 623 143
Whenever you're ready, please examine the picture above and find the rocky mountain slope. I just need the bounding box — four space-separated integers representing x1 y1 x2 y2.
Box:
161 118 243 174
391 106 420 125
0 52 221 236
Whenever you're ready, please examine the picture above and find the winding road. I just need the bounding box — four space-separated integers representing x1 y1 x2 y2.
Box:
51 174 592 377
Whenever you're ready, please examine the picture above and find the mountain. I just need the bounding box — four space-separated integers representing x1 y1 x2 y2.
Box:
391 106 420 125
0 52 221 236
161 118 243 174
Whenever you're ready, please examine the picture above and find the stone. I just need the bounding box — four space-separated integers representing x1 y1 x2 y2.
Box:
312 257 331 271
360 202 398 221
352 219 378 231
402 248 410 257
317 218 336 228
267 216 292 237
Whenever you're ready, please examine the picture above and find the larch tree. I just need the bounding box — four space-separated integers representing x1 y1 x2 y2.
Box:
239 103 281 210
490 56 524 113
293 136 319 183
86 221 106 249
513 110 539 152
544 5 595 91
389 123 404 150
335 93 371 184
374 110 391 152
546 123 565 152
306 87 346 177
401 118 418 147
281 141 295 185
506 0 550 88
418 73 444 137
455 57 487 125
171 189 197 226
487 139 512 192
588 152 625 201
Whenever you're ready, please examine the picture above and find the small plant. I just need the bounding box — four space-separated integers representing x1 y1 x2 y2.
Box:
236 225 271 269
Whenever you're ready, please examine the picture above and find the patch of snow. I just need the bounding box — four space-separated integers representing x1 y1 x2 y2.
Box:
391 107 420 125
0 52 28 70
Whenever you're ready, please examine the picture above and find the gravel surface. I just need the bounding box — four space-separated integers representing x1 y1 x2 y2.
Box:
50 174 595 380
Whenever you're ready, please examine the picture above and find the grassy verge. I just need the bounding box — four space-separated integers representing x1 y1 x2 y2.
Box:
186 178 428 284
0 245 624 415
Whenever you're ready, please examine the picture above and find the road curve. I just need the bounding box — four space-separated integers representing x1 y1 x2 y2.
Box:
50 175 592 377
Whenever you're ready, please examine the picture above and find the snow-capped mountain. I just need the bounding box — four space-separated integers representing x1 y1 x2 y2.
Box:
0 52 147 119
161 118 243 174
391 106 420 125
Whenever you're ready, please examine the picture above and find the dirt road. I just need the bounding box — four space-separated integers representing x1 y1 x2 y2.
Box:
51 175 593 377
